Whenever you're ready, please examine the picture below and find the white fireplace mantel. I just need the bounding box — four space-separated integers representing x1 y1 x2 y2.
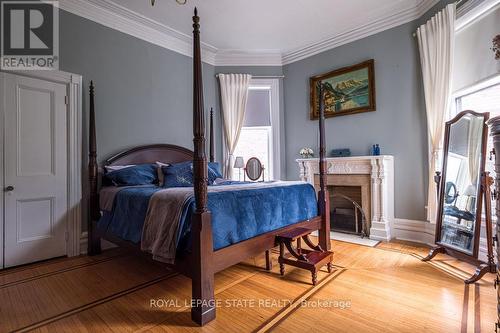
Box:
297 156 394 241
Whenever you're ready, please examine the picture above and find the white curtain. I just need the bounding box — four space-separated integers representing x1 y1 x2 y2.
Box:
218 73 252 178
416 4 455 223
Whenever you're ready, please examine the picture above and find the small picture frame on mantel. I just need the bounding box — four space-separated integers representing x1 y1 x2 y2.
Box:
310 59 376 120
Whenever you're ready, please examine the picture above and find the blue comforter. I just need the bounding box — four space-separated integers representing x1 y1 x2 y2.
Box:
98 182 318 252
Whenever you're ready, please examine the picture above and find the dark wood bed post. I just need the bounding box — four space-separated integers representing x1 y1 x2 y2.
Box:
317 83 331 251
88 81 102 255
209 108 214 163
190 8 215 326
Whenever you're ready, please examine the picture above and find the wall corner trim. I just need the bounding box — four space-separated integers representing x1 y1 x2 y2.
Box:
59 0 218 65
281 0 440 64
59 0 440 67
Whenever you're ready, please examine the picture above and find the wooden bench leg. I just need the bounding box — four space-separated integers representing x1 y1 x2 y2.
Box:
327 262 333 273
279 243 285 276
312 270 318 286
265 250 273 271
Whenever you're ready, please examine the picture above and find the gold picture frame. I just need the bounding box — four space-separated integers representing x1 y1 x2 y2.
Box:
310 59 376 120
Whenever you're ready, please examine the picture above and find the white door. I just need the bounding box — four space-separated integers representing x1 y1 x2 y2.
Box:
2 73 68 268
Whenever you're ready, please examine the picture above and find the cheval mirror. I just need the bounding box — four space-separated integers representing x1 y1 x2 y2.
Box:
244 157 265 181
423 110 495 284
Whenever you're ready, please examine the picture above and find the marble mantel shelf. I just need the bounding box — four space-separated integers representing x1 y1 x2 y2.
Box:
296 155 394 241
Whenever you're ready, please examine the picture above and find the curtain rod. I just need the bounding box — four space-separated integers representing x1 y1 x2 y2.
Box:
215 74 285 79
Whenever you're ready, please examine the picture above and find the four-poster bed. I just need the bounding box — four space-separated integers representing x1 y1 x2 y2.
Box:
87 8 331 326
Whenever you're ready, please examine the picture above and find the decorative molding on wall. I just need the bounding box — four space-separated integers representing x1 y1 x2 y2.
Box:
59 0 218 65
215 50 283 66
58 0 440 67
281 0 440 65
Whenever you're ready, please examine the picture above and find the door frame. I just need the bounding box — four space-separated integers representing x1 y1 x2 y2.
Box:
0 70 83 261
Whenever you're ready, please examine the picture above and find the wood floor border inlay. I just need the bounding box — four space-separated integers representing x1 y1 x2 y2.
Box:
12 272 179 333
474 284 481 333
253 268 347 333
461 284 470 333
0 249 125 277
2 241 493 332
0 254 130 289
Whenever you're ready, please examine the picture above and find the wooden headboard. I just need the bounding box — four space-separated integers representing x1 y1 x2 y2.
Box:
105 144 193 166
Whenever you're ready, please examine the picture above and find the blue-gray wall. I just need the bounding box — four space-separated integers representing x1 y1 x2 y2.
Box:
282 21 428 221
59 10 218 164
283 1 455 221
216 28 430 221
216 2 454 221
56 1 453 223
56 10 217 231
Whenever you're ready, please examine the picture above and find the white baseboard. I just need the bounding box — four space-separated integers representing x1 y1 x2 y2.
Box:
393 218 494 262
79 222 494 262
79 232 117 255
393 218 435 246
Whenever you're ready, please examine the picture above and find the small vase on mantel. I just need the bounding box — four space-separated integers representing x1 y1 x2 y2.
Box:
299 147 314 159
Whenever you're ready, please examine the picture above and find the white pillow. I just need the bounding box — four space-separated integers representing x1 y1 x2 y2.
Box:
213 177 231 185
156 161 170 186
105 164 135 172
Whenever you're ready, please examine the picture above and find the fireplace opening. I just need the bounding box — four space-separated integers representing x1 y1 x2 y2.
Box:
329 186 368 237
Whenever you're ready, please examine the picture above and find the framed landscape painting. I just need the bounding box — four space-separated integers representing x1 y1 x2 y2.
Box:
310 59 376 119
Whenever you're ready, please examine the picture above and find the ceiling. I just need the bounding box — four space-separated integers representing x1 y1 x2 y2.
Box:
61 0 440 65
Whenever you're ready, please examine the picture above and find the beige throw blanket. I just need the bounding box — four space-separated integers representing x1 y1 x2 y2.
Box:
141 187 193 263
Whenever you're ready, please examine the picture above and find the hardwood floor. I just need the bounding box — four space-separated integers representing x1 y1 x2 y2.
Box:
0 240 495 332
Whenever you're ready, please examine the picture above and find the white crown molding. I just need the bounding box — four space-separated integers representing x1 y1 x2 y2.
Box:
456 0 500 32
281 0 440 65
59 0 441 67
59 0 218 65
214 50 283 66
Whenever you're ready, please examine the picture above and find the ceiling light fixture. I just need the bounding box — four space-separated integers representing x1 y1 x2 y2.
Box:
151 0 187 6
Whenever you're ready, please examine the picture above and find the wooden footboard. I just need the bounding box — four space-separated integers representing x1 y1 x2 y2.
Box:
212 217 322 272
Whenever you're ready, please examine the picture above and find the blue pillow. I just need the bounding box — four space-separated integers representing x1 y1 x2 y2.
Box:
162 161 222 187
104 164 158 186
162 162 194 187
208 162 223 179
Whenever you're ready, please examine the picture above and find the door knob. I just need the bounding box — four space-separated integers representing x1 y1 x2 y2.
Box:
4 186 14 192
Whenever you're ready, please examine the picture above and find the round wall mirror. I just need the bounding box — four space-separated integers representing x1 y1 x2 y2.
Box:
245 157 263 181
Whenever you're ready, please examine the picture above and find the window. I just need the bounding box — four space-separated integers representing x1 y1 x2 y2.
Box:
231 79 280 181
452 77 500 219
453 79 500 176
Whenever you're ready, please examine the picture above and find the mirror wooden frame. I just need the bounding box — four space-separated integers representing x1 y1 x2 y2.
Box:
423 110 495 284
244 157 264 181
